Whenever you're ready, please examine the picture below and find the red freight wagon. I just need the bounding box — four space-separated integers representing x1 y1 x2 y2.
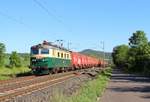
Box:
71 52 82 68
80 54 84 66
71 52 90 68
81 54 88 67
71 51 101 69
87 57 92 67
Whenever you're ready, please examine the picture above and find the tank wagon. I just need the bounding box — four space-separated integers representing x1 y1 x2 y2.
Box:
30 41 104 75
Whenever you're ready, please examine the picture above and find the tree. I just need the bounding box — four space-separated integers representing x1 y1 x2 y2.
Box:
112 30 150 75
129 30 148 47
0 43 6 67
134 44 150 73
9 51 22 67
112 45 129 68
128 30 150 73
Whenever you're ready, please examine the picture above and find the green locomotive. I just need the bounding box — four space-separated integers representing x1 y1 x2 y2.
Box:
30 41 71 75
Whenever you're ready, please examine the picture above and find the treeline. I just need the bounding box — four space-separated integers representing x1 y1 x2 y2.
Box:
0 43 30 68
80 49 112 59
80 49 112 64
112 30 150 75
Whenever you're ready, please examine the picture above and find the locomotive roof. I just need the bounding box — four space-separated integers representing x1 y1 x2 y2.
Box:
31 41 70 52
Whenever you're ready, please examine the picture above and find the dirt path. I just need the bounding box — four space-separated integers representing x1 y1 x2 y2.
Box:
100 69 150 102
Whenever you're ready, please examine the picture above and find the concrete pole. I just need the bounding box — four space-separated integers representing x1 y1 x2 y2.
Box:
56 40 64 47
67 42 72 50
101 41 105 68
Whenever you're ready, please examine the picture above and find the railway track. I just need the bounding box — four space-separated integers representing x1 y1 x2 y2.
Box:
0 71 79 102
0 75 36 85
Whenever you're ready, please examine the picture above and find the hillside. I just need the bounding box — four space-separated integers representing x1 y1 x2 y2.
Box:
80 49 112 60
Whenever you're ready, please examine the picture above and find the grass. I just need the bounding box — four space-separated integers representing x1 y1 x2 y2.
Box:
0 67 31 80
50 67 112 102
0 75 10 80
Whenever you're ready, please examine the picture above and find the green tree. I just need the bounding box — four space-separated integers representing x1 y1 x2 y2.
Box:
112 45 129 68
128 30 150 73
134 44 150 73
9 51 22 67
129 30 148 47
0 43 6 67
112 30 150 75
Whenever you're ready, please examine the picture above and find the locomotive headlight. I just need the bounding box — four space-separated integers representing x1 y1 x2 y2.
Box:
42 58 47 62
32 59 36 62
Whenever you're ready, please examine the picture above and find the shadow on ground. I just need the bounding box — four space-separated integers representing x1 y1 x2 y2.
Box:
108 86 150 93
108 68 150 99
16 71 32 77
111 69 150 83
141 95 150 99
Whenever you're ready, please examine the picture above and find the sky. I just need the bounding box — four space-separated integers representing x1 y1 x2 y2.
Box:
0 0 150 53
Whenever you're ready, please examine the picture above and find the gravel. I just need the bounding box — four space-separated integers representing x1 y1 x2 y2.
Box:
5 68 101 102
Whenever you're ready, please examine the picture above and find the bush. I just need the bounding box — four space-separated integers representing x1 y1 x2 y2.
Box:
9 51 22 68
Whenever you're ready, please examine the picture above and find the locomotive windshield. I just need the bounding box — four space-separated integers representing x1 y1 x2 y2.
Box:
31 48 39 55
31 48 49 55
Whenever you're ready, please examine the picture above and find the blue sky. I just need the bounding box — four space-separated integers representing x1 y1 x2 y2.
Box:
0 0 150 53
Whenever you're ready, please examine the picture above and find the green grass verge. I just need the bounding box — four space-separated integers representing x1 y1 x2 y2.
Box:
0 75 10 80
50 67 112 102
0 67 31 80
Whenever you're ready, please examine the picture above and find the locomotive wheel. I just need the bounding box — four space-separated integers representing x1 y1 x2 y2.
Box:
61 67 65 73
64 68 67 72
49 69 52 75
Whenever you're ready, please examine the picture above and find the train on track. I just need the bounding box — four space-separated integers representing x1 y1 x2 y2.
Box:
30 41 107 75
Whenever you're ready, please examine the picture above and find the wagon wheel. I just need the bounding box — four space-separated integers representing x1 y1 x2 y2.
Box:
63 67 67 72
61 67 65 73
52 68 58 74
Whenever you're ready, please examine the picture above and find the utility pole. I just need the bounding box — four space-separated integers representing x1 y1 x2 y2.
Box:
101 41 105 68
67 42 72 50
56 40 64 47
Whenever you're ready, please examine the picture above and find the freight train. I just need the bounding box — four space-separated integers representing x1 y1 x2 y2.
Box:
30 41 106 75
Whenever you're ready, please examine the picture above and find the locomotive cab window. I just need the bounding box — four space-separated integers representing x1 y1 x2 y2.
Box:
41 49 49 54
31 49 39 55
